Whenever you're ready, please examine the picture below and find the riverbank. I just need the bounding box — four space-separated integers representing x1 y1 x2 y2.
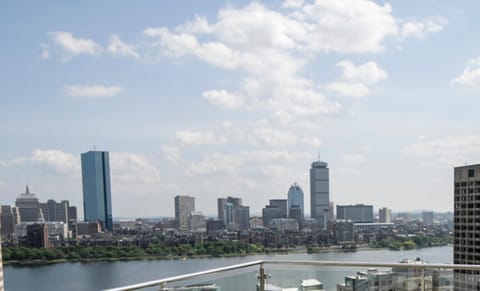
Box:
2 242 450 266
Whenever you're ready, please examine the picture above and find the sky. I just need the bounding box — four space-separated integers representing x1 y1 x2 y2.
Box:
1 0 480 218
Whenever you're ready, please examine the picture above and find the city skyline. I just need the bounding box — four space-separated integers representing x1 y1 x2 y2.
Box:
2 1 480 217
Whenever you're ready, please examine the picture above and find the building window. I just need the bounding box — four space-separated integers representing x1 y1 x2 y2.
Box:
469 169 475 178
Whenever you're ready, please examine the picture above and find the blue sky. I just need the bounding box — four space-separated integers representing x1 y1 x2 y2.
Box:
1 0 480 218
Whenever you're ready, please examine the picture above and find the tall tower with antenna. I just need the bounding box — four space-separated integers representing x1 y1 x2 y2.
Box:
310 156 330 230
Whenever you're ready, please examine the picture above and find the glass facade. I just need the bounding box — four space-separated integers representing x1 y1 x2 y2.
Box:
287 182 304 219
81 151 113 231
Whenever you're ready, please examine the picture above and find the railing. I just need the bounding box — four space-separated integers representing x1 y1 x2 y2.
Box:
104 260 480 291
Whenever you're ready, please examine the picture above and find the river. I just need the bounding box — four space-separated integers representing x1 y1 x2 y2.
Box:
3 246 452 291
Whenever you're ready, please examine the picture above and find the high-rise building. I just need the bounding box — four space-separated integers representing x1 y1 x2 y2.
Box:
39 199 70 223
262 205 283 227
422 211 434 226
379 207 392 223
81 150 113 231
217 196 249 230
310 160 330 229
289 205 302 229
188 212 206 232
454 164 480 290
26 223 49 248
1 205 19 238
0 233 3 291
15 186 42 222
269 199 288 218
287 183 304 220
235 206 250 231
337 204 374 223
174 195 195 230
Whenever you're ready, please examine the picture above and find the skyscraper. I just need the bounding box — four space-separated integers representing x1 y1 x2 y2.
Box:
287 182 304 219
174 195 195 230
454 164 480 290
81 151 113 231
378 207 392 223
310 159 330 229
15 186 42 222
269 199 288 218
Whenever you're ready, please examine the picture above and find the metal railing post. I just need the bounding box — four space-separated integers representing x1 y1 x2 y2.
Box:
258 263 266 291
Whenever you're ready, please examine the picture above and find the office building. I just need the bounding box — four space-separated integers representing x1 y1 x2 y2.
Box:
77 221 101 236
422 211 434 226
289 205 302 228
39 199 70 223
174 195 195 230
81 150 113 231
206 219 225 238
0 233 3 291
262 205 283 227
217 196 249 230
26 223 49 248
454 164 480 290
337 204 374 223
188 212 206 232
310 160 330 229
269 199 287 218
287 182 304 219
15 186 42 222
378 207 392 223
1 205 19 238
235 206 250 231
270 218 299 232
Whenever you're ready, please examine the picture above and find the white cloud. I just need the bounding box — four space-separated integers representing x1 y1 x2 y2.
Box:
31 149 80 175
403 135 480 167
202 90 244 109
48 31 102 58
107 35 139 59
451 57 480 87
175 130 227 145
162 145 181 163
326 61 387 97
64 85 123 98
400 18 446 39
282 0 305 9
40 43 50 59
326 82 372 98
111 152 161 184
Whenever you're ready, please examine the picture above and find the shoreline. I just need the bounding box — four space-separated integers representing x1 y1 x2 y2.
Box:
2 244 451 267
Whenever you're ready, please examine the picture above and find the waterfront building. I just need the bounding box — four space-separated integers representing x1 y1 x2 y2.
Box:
454 164 480 290
287 182 304 219
269 199 287 218
310 160 330 229
1 205 20 238
81 150 113 231
378 207 392 223
206 219 225 238
77 221 101 236
333 220 354 243
15 221 69 240
188 212 206 232
422 211 434 226
270 218 299 232
336 204 374 223
174 195 195 230
249 216 263 229
26 223 49 248
15 186 42 222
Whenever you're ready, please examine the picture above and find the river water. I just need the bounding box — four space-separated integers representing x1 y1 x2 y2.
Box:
3 246 452 291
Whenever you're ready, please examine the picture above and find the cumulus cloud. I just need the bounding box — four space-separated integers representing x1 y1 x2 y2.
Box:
111 152 161 184
326 61 387 98
451 57 480 87
175 130 227 145
400 18 446 39
202 90 244 109
48 32 102 59
64 85 123 98
31 149 80 175
107 35 139 59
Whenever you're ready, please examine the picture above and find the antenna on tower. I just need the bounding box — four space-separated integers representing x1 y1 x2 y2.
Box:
318 150 321 161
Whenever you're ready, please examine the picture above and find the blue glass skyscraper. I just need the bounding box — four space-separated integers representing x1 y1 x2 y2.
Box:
287 182 304 219
81 151 113 231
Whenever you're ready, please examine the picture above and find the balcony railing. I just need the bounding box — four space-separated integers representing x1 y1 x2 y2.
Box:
104 260 480 291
